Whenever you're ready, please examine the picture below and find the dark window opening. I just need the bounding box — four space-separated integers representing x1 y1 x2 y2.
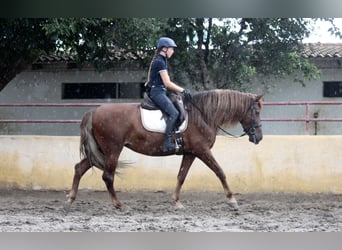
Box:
323 81 342 97
62 82 145 99
67 62 77 69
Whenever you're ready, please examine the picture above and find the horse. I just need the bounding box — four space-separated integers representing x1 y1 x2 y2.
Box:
66 89 263 210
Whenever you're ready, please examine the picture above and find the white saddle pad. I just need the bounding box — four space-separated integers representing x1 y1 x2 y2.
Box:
140 107 188 133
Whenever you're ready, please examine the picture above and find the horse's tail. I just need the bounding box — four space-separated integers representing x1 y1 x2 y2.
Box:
79 110 105 169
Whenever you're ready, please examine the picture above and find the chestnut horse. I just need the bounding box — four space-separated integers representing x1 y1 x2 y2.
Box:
67 89 263 210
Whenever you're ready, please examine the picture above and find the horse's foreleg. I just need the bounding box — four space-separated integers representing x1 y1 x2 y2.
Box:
172 154 196 209
67 158 91 204
197 150 238 210
102 155 122 209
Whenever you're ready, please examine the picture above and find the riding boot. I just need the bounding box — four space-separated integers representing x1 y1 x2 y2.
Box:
163 132 175 152
163 118 176 152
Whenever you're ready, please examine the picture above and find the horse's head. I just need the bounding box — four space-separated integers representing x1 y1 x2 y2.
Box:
240 94 263 144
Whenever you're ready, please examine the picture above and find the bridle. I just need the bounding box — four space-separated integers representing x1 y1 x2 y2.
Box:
240 99 262 143
189 97 262 139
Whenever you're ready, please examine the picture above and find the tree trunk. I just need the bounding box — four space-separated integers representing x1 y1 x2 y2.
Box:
196 18 211 90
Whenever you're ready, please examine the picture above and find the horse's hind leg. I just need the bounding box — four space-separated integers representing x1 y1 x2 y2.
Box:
102 154 123 209
67 158 91 204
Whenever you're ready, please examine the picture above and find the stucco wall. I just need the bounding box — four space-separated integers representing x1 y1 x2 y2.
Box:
1 135 341 193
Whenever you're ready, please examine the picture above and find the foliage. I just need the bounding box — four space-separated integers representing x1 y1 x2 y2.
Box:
0 18 329 91
42 18 169 70
140 18 322 91
323 18 342 39
0 18 54 90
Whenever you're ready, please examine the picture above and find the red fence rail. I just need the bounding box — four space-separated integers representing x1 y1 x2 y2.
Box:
262 101 342 134
0 103 101 124
1 101 342 134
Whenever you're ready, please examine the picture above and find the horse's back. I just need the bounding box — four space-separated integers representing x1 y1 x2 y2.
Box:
95 102 140 118
92 102 141 133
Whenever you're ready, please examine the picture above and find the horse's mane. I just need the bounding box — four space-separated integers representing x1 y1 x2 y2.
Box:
188 89 257 128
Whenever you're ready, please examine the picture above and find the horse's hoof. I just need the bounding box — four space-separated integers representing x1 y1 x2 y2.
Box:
113 204 131 215
113 202 123 209
228 201 239 211
174 201 185 210
66 193 75 203
227 195 239 211
63 201 72 213
67 197 74 203
113 201 128 210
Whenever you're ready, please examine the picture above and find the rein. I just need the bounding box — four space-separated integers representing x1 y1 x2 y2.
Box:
187 97 260 139
218 125 246 138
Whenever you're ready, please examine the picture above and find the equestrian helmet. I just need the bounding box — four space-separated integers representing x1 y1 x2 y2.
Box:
157 37 177 49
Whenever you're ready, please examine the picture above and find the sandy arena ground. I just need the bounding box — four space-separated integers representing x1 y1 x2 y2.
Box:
0 189 341 232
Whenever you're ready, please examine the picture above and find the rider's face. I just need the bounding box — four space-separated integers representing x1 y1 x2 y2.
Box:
164 47 174 58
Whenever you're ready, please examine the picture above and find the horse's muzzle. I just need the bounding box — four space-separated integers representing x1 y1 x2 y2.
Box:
249 133 263 144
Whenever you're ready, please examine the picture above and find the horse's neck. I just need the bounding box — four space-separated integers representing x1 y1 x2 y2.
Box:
217 93 250 126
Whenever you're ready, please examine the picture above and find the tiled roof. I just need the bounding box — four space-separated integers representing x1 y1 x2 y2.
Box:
34 55 75 63
302 43 342 58
33 49 142 64
33 43 342 63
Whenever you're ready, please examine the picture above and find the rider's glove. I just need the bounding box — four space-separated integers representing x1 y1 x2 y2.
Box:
182 89 192 101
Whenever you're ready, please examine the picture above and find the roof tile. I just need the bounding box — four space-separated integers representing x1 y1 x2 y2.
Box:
302 43 342 58
34 43 342 63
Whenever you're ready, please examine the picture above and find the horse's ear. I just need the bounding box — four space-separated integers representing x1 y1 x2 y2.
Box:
255 94 264 101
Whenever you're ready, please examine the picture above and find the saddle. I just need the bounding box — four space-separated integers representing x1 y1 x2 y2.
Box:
140 92 187 133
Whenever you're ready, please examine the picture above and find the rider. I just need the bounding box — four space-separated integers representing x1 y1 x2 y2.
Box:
147 37 191 152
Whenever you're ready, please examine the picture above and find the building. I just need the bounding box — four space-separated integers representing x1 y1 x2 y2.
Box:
250 43 342 135
0 54 147 135
1 43 342 135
